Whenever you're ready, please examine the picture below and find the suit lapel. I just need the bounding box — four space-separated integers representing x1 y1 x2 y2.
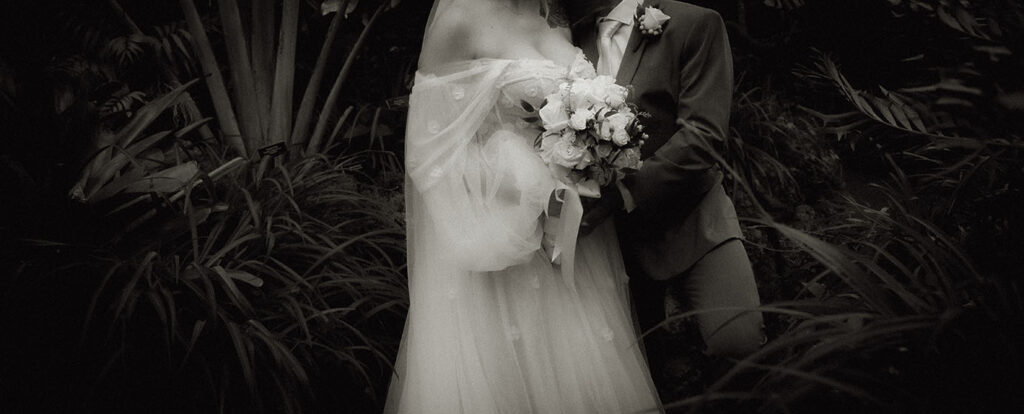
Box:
615 27 646 85
615 0 656 86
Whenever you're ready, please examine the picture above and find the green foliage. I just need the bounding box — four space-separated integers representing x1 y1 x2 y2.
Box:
80 154 406 412
69 79 209 204
6 0 1022 412
653 1 1024 412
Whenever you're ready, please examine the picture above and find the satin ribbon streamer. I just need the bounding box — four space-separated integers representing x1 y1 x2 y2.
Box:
548 180 600 291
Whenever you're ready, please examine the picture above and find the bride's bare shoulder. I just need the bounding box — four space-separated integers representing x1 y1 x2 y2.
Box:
419 1 487 71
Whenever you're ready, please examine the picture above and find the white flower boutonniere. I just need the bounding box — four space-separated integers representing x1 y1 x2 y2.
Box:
635 5 670 37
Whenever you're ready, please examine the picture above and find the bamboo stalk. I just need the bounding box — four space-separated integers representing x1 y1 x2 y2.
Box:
269 0 300 145
291 9 344 146
218 0 265 151
307 3 388 154
178 0 247 156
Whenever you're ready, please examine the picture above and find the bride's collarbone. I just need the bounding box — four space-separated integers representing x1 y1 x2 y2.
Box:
461 8 570 58
471 30 575 64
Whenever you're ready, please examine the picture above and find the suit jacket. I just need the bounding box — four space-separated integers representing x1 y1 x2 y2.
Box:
574 0 743 280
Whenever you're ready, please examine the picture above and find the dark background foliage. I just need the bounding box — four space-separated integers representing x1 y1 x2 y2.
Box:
1 0 1022 413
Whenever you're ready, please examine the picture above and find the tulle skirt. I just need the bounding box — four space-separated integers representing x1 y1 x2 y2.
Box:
384 220 662 413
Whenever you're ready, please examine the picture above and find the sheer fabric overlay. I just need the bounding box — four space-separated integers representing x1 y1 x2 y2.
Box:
385 52 662 413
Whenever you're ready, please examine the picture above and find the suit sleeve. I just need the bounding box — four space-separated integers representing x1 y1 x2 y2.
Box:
621 10 733 217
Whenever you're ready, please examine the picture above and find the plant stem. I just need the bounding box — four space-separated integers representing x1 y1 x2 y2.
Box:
269 0 299 145
292 8 345 147
180 0 247 156
307 3 387 154
218 0 265 151
250 0 276 131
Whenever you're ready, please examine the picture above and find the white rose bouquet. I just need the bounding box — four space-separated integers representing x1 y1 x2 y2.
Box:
529 75 648 198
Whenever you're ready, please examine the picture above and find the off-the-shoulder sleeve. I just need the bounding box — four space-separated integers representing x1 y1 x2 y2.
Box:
405 61 555 273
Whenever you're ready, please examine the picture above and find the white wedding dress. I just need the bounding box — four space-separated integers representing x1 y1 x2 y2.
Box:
384 49 662 413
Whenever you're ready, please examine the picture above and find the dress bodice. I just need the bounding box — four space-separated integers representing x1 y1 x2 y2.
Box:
490 50 596 135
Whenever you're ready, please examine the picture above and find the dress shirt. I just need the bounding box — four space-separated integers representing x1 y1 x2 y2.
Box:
596 0 640 77
598 0 641 212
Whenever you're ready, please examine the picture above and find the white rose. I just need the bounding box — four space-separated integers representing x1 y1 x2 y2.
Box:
551 139 586 168
538 130 562 164
606 93 625 108
569 108 595 130
641 7 671 32
605 84 628 107
589 76 616 103
569 79 600 109
560 128 577 144
596 116 614 141
612 128 631 146
602 112 633 145
538 94 570 131
575 149 595 169
540 129 561 150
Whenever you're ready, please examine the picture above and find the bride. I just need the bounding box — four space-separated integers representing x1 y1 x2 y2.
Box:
384 0 662 412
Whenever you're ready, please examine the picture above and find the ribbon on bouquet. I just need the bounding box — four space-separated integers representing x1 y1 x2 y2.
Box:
546 179 601 291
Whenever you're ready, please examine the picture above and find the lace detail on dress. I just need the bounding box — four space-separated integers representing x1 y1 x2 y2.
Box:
493 49 595 135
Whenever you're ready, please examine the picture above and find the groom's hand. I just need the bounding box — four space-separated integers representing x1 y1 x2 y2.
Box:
579 182 625 236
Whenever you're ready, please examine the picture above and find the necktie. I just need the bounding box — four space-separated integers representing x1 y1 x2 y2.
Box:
596 19 623 77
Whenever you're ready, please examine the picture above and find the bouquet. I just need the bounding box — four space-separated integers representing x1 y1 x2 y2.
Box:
530 75 647 197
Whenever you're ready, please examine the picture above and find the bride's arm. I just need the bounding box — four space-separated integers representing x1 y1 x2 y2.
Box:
418 2 478 73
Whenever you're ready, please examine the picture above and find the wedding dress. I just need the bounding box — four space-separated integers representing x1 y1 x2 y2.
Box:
384 49 662 413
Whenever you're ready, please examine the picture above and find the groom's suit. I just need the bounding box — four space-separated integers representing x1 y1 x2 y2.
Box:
574 0 763 363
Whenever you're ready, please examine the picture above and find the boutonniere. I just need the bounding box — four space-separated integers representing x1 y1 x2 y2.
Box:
634 4 670 37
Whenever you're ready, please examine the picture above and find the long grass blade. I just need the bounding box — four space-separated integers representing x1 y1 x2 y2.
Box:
292 9 345 146
308 3 388 152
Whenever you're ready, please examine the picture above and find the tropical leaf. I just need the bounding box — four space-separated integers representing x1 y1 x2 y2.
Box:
122 161 201 194
102 34 158 67
100 90 147 117
801 54 1024 152
152 21 197 72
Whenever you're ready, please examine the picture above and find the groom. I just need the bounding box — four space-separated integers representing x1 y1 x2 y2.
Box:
569 0 765 388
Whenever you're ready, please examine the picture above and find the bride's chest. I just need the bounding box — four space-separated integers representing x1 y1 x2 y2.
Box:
495 62 567 120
